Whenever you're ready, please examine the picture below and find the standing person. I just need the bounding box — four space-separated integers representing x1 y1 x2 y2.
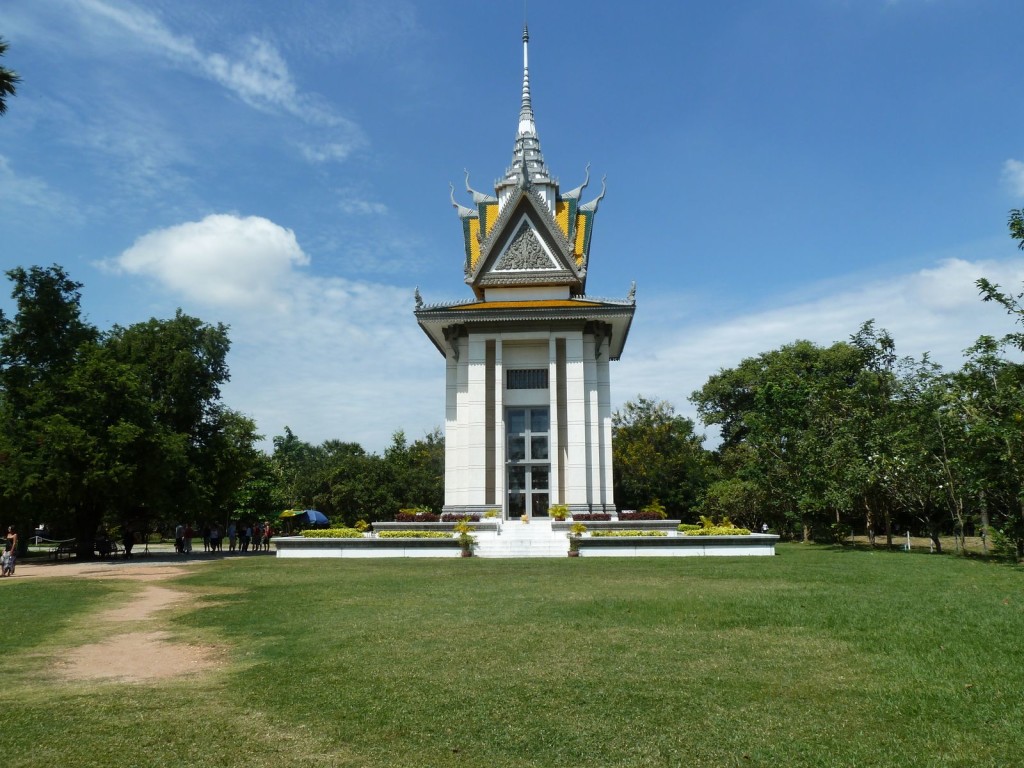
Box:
184 522 194 553
122 524 134 560
174 522 184 554
227 521 237 552
2 526 17 576
240 523 250 552
210 523 221 552
262 521 272 552
202 524 211 552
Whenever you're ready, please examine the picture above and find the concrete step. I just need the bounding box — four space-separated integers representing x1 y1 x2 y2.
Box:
473 520 570 558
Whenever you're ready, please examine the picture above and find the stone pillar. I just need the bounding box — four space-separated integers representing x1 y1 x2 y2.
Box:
493 338 505 513
583 331 600 511
597 353 614 513
564 331 588 513
548 336 561 505
465 336 488 509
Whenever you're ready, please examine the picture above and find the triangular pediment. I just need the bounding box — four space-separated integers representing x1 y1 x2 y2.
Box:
494 219 559 271
467 189 583 298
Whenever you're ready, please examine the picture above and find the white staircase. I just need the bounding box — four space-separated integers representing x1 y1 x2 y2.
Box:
474 519 569 558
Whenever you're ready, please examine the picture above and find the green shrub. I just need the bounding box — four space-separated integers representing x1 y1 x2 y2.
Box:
989 528 1018 558
377 531 452 539
590 530 667 537
639 499 667 519
678 523 701 532
301 528 364 538
683 526 751 536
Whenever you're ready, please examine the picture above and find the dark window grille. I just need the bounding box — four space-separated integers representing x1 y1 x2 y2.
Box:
507 368 548 390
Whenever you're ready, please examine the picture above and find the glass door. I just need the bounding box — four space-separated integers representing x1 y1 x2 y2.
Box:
506 407 550 519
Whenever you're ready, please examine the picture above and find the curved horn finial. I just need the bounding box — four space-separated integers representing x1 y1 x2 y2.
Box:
450 182 476 218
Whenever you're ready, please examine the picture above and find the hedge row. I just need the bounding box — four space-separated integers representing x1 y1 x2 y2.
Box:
301 528 364 539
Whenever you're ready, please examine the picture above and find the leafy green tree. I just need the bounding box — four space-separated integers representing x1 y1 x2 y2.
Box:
976 209 1024 347
612 396 713 518
948 336 1024 557
0 266 256 555
0 266 101 549
0 37 19 116
692 336 878 541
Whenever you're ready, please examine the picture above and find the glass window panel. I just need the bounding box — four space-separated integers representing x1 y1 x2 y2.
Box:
530 436 548 460
508 466 525 491
508 492 525 518
507 409 526 434
508 437 526 461
530 408 549 433
531 467 549 490
532 493 549 517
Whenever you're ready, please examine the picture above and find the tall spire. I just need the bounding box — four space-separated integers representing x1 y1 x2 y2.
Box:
499 23 552 195
518 24 535 137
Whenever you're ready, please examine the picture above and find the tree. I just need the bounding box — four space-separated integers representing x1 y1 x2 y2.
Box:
976 209 1024 347
0 37 19 116
948 336 1024 558
612 396 712 517
692 335 882 541
0 266 256 556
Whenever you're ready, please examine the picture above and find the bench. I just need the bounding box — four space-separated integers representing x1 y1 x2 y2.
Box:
49 540 77 560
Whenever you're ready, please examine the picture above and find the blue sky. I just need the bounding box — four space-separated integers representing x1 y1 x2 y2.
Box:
2 0 1023 452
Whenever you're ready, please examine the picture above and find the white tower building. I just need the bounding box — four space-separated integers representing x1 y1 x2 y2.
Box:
415 26 635 519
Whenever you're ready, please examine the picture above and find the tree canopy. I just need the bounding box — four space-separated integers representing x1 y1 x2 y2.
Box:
0 37 19 116
0 266 258 556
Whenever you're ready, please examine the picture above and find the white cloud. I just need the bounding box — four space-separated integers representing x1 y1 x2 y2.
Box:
108 214 310 311
338 192 389 216
72 0 364 147
615 256 1024 434
106 213 439 452
1003 159 1024 198
0 155 78 217
299 141 361 164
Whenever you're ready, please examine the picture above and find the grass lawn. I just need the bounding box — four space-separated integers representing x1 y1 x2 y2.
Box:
3 544 1022 767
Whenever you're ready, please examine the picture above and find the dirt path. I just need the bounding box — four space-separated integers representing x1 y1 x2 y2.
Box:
15 559 227 683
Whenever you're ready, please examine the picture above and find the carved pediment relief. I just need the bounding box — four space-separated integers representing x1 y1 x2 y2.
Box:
494 221 557 271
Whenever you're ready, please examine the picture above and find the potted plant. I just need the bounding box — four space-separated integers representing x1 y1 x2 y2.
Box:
454 517 475 557
568 522 587 557
521 514 529 524
549 504 569 521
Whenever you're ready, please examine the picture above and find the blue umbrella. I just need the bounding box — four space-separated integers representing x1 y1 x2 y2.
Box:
298 509 329 526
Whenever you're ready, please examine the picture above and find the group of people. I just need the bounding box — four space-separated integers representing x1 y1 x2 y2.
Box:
173 520 273 554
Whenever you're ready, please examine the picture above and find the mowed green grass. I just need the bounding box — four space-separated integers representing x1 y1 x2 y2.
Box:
3 545 1023 767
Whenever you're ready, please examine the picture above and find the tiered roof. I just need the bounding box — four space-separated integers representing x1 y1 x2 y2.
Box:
416 25 634 360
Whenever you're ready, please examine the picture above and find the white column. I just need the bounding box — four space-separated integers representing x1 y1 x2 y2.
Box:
548 336 560 505
448 339 470 510
466 335 489 507
583 332 600 510
564 331 588 512
494 338 505 513
444 350 460 509
598 355 614 513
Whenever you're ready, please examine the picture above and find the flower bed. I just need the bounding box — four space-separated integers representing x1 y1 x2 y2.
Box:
570 513 612 521
590 530 668 537
377 531 452 539
395 512 441 522
618 511 664 521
